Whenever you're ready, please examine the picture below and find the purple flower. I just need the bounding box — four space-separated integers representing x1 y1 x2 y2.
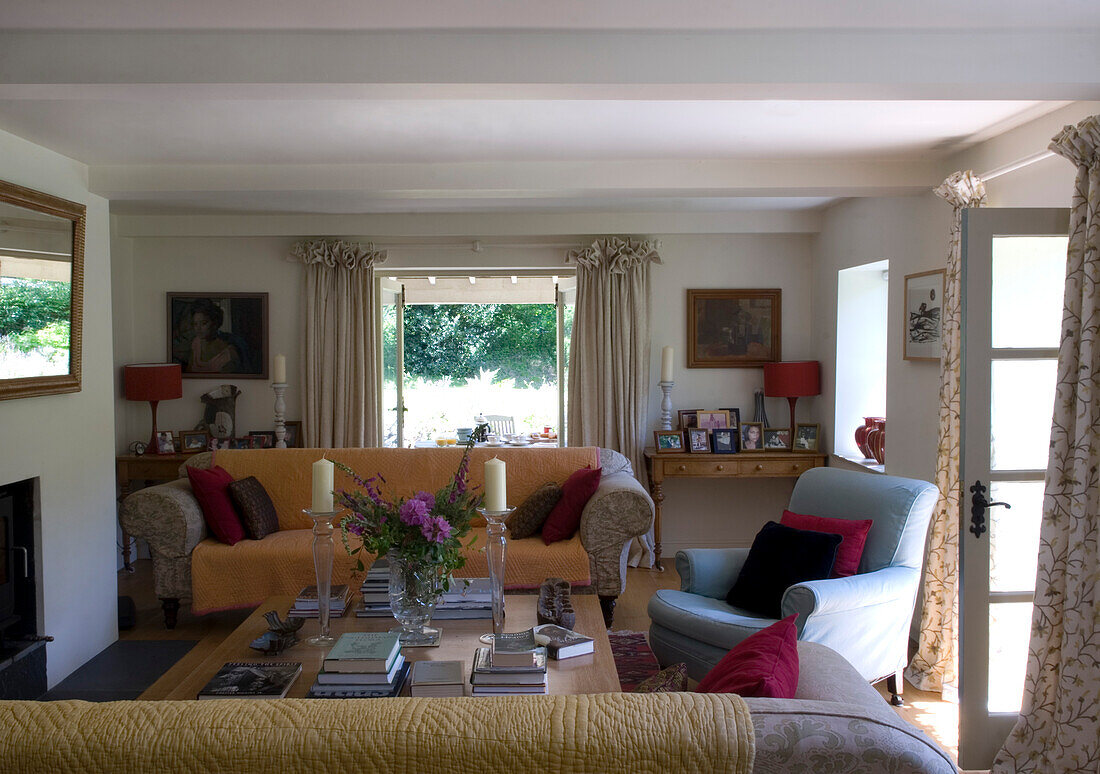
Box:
413 490 436 510
420 516 453 543
346 522 364 536
400 497 431 526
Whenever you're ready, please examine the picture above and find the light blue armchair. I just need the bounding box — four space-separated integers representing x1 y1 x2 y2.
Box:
648 467 938 703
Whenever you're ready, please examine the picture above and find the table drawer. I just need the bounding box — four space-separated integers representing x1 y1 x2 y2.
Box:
659 459 738 477
739 457 817 477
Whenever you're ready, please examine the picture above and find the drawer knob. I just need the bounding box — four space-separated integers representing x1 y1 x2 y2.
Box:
755 464 764 471
791 464 800 471
716 464 725 471
677 465 686 472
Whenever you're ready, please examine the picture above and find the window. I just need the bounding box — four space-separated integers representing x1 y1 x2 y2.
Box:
834 260 888 463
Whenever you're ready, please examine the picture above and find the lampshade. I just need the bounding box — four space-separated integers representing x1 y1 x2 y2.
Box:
763 361 821 398
124 363 182 402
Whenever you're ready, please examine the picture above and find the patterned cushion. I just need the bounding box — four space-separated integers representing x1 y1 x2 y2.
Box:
227 476 279 540
633 662 688 693
507 482 563 540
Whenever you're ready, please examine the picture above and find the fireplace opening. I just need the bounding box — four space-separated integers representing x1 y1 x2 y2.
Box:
0 477 47 699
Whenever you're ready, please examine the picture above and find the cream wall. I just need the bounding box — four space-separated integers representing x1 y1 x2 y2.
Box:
0 128 117 687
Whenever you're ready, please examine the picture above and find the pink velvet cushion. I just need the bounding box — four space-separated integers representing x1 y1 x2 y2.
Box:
541 466 602 545
695 614 799 698
187 464 246 545
780 509 873 577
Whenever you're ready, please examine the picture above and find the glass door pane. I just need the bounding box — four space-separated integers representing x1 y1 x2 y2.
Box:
988 602 1032 713
990 359 1057 471
379 280 403 447
991 237 1067 349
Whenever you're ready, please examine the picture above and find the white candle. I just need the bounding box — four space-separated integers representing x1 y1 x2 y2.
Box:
660 345 674 382
273 354 287 383
484 457 507 512
312 457 334 513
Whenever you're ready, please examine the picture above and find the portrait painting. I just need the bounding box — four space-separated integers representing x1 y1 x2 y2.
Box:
168 293 268 378
903 270 945 361
687 289 781 368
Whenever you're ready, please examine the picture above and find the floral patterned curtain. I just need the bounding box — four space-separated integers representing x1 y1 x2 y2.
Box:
905 171 986 699
993 115 1100 773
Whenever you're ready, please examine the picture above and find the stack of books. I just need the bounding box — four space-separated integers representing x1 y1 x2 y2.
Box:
469 629 548 695
409 660 465 697
434 578 492 619
197 661 302 699
305 632 410 698
288 584 349 619
356 558 394 618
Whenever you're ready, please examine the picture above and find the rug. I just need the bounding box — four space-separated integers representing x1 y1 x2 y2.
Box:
42 640 198 702
608 630 661 691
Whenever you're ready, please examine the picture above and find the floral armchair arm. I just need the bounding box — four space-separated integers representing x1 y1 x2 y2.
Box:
119 479 207 602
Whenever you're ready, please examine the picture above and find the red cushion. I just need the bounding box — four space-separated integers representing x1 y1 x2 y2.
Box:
695 614 799 698
541 466 602 544
780 509 873 578
186 465 246 545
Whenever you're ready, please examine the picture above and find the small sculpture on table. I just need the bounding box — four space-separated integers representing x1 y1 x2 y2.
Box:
536 577 576 630
249 611 305 655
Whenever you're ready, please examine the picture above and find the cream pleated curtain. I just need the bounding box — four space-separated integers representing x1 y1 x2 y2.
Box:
905 170 986 699
994 115 1100 773
566 237 662 567
289 239 386 448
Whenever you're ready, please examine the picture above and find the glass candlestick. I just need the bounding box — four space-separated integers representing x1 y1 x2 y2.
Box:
476 506 515 644
303 508 343 646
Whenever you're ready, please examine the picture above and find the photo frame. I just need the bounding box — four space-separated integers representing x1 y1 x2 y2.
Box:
711 427 737 454
740 422 764 451
763 427 792 451
687 289 781 368
179 429 210 452
686 427 711 453
696 409 731 430
794 423 821 453
677 409 700 430
168 292 269 379
903 270 945 362
720 407 742 434
284 420 302 448
229 437 253 450
654 430 685 453
248 430 276 449
155 430 177 455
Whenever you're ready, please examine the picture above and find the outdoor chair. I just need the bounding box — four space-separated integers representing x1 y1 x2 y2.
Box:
484 415 515 436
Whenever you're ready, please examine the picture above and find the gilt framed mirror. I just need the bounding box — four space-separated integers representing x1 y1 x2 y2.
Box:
0 179 85 400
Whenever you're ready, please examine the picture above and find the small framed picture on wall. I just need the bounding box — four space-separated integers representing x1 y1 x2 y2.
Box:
903 269 945 361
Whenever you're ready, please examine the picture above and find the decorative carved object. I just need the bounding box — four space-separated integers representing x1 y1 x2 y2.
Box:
249 610 305 655
537 577 575 630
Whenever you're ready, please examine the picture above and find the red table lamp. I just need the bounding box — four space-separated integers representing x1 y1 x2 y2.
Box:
763 361 821 435
124 363 183 454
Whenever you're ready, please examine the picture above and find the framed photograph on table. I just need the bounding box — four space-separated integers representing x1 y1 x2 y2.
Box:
711 427 737 454
155 431 176 455
903 270 945 361
696 409 731 430
168 292 269 378
248 430 276 449
179 430 210 452
687 289 781 368
686 427 711 453
740 422 764 451
794 423 821 452
654 430 685 453
677 409 700 430
763 428 792 450
284 420 302 448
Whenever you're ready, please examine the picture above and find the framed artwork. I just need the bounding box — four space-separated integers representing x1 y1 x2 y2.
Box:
740 422 764 451
687 289 781 368
284 420 302 448
720 407 742 434
168 292 269 379
711 427 737 454
180 429 210 452
903 270 945 361
686 427 711 453
696 409 731 430
794 423 820 452
155 431 176 455
229 437 253 450
248 430 276 449
654 430 685 453
677 409 699 430
208 437 231 451
763 428 792 451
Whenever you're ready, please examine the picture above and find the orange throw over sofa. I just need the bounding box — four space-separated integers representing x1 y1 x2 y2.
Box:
121 446 653 629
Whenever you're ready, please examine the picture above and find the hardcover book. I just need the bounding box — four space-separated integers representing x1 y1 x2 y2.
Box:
316 655 405 685
533 624 595 660
295 584 349 603
472 646 548 675
491 628 539 667
197 661 302 699
306 662 410 698
323 632 401 673
410 659 466 696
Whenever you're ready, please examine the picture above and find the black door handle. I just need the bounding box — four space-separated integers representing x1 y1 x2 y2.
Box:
969 480 1011 538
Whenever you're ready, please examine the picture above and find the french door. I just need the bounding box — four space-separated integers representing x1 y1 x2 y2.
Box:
958 208 1069 769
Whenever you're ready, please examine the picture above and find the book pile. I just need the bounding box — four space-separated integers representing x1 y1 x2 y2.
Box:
305 632 410 698
469 628 548 696
434 578 492 619
289 584 349 619
533 624 595 660
409 660 465 697
197 661 302 699
356 558 394 618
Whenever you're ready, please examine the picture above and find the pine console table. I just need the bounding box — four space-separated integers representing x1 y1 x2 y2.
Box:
643 448 827 570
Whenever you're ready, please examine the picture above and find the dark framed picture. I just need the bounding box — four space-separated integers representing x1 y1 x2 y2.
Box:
208 437 231 451
677 409 700 430
654 430 684 453
687 289 781 368
696 409 731 430
720 407 742 434
904 270 945 362
229 437 253 450
686 427 711 453
168 292 269 379
711 427 737 454
763 428 792 451
284 420 302 448
180 429 210 452
794 423 821 452
740 422 764 451
248 430 276 449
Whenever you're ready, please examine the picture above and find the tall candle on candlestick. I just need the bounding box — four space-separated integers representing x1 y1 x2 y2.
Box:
312 457 334 513
660 345 674 382
484 457 507 512
273 354 287 383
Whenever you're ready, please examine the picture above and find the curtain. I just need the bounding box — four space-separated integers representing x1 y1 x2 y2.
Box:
994 115 1100 773
289 239 386 448
905 170 986 699
566 237 662 567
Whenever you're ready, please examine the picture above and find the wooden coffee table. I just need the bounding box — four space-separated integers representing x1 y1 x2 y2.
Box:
159 594 619 699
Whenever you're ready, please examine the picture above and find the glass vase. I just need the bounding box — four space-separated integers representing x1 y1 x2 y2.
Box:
387 549 443 646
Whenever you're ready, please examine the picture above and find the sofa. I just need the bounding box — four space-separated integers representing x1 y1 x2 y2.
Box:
120 446 653 628
1 642 955 773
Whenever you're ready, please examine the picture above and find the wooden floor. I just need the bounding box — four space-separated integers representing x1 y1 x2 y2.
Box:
118 561 963 764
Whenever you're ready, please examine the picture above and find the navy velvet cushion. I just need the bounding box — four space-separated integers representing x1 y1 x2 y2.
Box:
727 521 843 618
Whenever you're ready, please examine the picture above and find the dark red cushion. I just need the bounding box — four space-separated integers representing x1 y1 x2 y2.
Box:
186 465 246 545
780 509 873 577
541 466 602 544
695 614 799 698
